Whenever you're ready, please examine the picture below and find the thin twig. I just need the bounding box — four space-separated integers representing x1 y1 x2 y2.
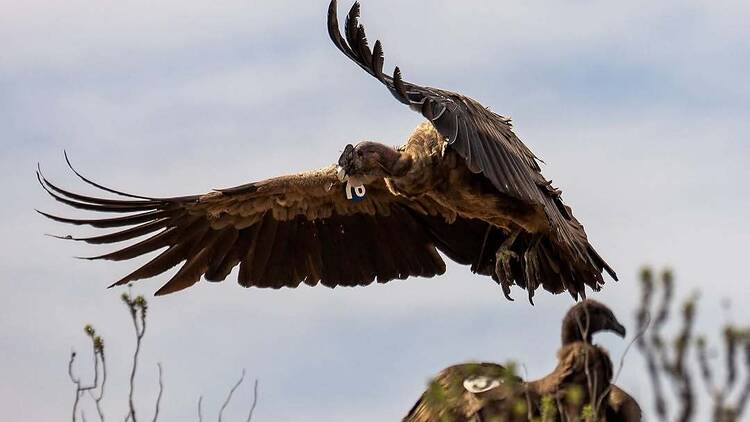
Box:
123 291 147 422
574 302 598 419
733 342 750 418
597 315 650 415
654 270 674 334
69 327 106 422
635 267 655 352
520 364 535 422
696 337 716 396
555 385 567 422
246 379 259 422
93 340 106 422
635 267 668 419
725 327 739 389
69 351 82 422
151 363 164 422
218 369 246 422
673 297 696 422
197 396 203 422
613 312 650 386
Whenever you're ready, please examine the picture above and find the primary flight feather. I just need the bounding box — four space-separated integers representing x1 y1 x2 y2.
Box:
38 1 616 301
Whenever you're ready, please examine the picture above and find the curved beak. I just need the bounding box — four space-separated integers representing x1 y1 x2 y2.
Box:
610 321 627 338
338 144 354 169
336 144 355 182
336 166 347 182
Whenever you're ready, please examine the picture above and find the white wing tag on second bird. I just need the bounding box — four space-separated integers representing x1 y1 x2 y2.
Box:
463 376 502 393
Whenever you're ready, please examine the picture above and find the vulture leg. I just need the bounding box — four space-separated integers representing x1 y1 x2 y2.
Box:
494 229 521 300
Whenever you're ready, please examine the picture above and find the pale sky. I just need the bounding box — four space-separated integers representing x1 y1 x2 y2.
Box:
2 1 749 420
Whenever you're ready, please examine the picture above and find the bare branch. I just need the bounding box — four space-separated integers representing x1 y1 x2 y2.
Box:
654 269 674 334
69 326 107 422
69 351 82 422
121 290 148 422
218 369 246 422
696 337 716 396
673 296 696 422
735 342 750 418
725 327 739 390
246 379 259 422
635 267 670 419
614 312 650 386
635 267 655 351
92 336 106 422
598 317 650 415
575 304 597 418
555 386 567 422
151 363 164 422
66 289 256 422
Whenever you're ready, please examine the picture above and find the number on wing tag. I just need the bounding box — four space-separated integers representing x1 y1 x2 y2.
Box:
345 180 366 202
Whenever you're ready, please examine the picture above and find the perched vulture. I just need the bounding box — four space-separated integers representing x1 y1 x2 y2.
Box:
37 0 616 300
529 300 641 421
526 342 615 421
402 300 640 421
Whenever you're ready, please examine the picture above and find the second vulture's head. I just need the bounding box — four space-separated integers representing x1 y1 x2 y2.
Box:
561 299 627 345
337 142 411 184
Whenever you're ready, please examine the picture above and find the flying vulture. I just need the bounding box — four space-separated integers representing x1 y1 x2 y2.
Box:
403 300 641 421
37 0 616 300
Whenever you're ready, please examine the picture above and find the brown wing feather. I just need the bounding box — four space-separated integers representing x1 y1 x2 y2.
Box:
38 164 457 295
328 0 617 299
327 0 541 203
607 386 642 421
403 362 525 422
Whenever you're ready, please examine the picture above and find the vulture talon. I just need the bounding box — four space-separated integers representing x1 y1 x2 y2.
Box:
495 248 518 277
500 282 514 301
494 229 521 300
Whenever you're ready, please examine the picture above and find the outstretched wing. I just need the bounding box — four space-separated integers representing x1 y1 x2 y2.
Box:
37 159 452 295
328 1 617 292
328 0 545 204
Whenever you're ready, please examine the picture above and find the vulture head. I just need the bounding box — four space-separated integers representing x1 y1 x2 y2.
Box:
561 299 626 345
337 141 410 184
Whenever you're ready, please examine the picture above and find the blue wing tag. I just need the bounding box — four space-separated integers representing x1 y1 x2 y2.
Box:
344 180 366 202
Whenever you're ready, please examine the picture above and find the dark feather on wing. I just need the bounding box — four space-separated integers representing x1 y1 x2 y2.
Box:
36 163 464 295
328 0 617 296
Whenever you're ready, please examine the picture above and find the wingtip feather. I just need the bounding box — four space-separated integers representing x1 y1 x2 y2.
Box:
44 233 75 240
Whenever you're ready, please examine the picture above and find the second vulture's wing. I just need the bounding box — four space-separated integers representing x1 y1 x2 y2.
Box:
38 160 468 295
403 363 525 422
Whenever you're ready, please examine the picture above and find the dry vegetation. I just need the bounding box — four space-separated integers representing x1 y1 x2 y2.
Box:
65 268 750 421
67 290 258 422
635 267 750 422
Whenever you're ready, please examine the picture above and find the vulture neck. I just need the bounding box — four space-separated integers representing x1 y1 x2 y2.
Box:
377 145 412 178
561 312 594 345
